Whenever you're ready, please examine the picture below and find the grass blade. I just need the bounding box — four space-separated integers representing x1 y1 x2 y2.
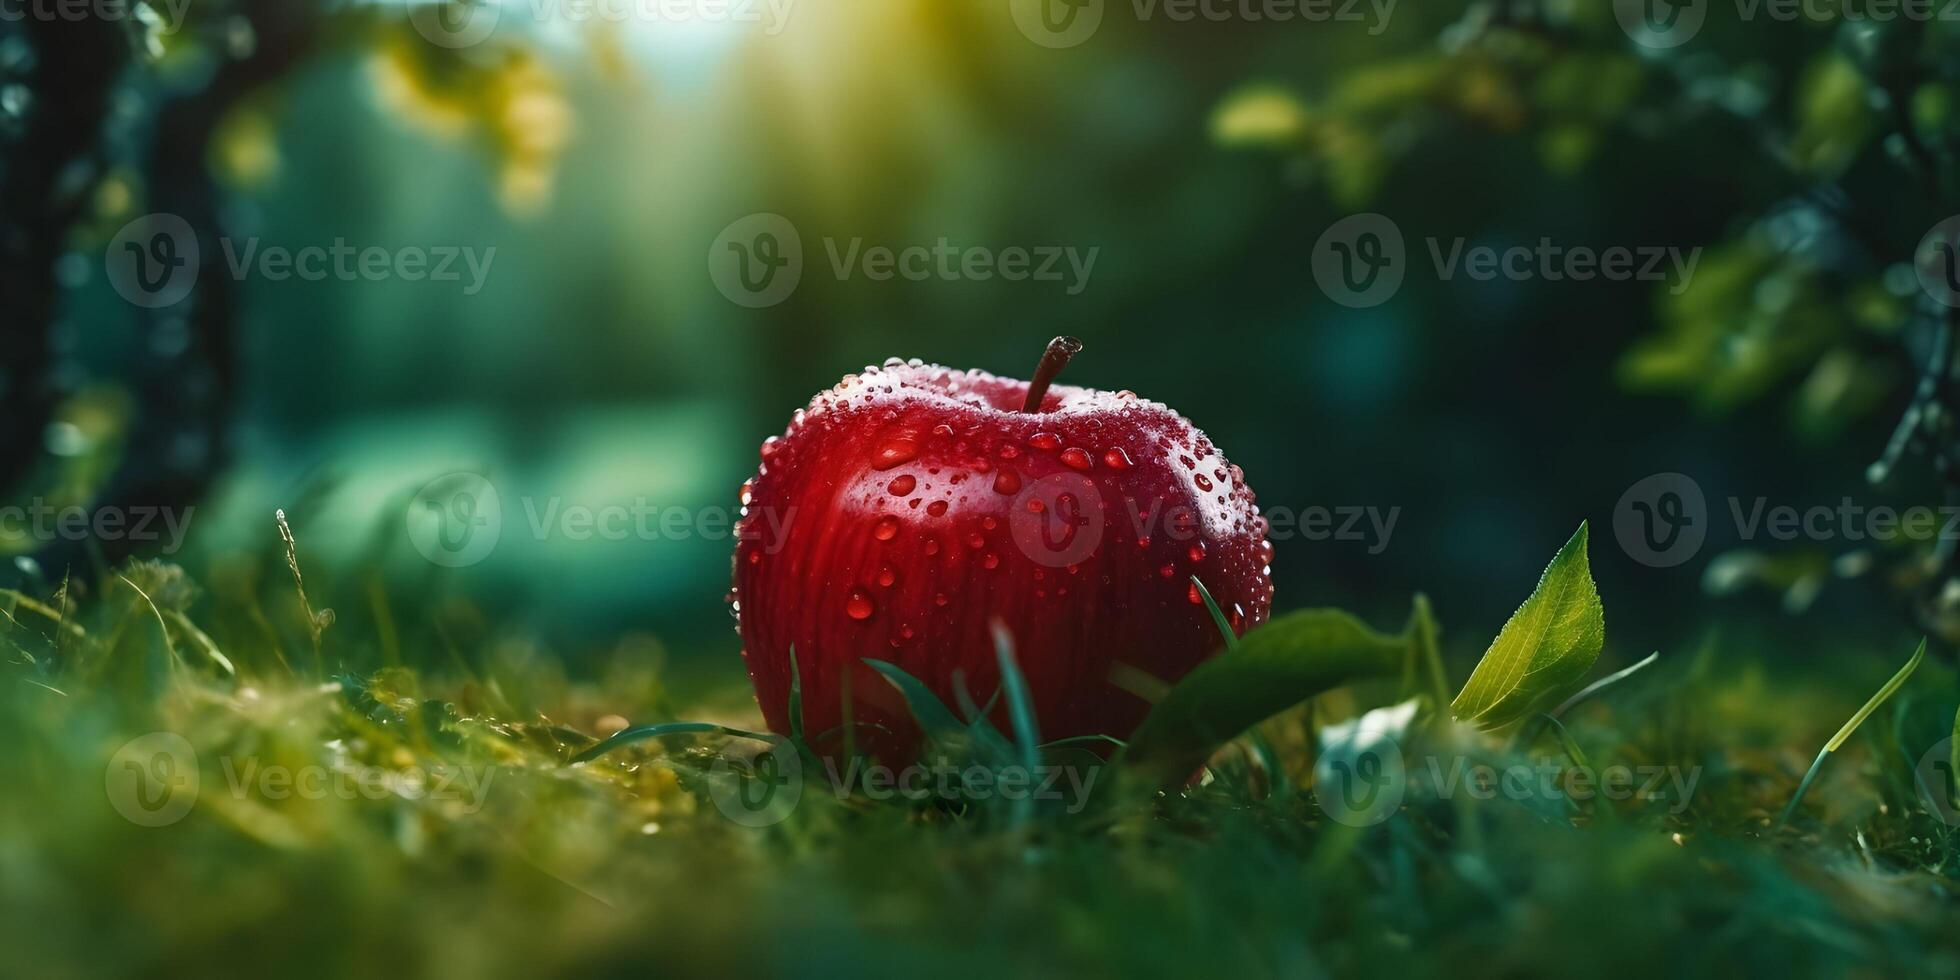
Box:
571 722 777 764
1778 637 1926 828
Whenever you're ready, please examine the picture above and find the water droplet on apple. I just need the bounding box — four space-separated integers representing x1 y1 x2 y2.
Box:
982 554 1000 570
934 593 949 607
1194 474 1214 492
747 549 761 566
927 500 949 517
874 517 899 541
1103 448 1133 469
759 436 782 460
846 589 876 620
1028 432 1061 451
993 470 1021 494
1188 543 1206 563
1256 541 1275 564
873 438 920 470
888 475 917 496
968 532 985 550
877 567 896 587
1159 564 1175 578
924 539 941 556
1060 448 1092 470
1186 582 1203 605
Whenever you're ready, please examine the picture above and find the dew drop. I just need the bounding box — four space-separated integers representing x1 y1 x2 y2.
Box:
759 436 782 460
927 500 949 517
993 470 1021 494
877 567 897 587
924 539 942 556
888 474 917 495
1188 543 1207 563
1186 582 1203 605
846 589 876 620
934 593 950 607
873 439 920 470
1136 535 1151 549
982 516 998 530
1103 448 1133 469
1194 474 1214 492
968 532 986 549
1256 540 1275 564
1160 564 1175 578
982 554 1000 570
1028 432 1061 451
874 517 899 541
1060 448 1092 470
747 549 761 566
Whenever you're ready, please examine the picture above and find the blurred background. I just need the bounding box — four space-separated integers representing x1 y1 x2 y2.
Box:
7 0 1955 682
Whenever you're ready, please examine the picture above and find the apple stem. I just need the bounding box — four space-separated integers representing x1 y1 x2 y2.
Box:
1021 336 1084 413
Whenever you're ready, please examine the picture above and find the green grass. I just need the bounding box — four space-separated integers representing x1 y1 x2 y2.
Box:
4 550 1960 979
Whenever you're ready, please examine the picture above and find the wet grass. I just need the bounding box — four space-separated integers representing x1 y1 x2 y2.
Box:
3 553 1960 978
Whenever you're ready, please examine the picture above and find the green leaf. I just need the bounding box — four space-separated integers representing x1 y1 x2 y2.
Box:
1450 523 1606 730
1117 607 1412 787
864 658 966 745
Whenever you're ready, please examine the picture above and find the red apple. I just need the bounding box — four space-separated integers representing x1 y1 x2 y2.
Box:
730 339 1274 762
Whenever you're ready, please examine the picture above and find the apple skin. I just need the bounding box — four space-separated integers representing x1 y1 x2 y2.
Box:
731 357 1274 763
